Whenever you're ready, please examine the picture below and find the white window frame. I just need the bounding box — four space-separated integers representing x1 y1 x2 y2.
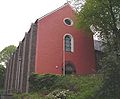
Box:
63 18 74 26
63 34 74 52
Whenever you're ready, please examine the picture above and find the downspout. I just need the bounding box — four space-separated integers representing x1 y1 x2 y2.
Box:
63 36 66 75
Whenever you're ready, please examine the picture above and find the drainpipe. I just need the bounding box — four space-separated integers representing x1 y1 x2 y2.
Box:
63 36 66 75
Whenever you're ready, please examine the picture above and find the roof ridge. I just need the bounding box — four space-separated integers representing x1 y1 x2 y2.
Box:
38 3 71 21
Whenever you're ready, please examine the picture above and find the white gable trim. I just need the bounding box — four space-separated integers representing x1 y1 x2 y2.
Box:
38 3 72 21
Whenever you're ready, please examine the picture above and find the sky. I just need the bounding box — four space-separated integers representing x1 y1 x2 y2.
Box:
0 0 67 51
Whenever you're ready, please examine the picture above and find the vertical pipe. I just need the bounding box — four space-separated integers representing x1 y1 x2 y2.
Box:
63 35 66 75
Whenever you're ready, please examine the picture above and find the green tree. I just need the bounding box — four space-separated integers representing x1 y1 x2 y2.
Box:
74 0 120 99
0 45 16 89
0 45 16 64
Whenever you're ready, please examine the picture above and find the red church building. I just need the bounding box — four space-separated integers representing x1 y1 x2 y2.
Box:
4 3 96 94
35 4 96 74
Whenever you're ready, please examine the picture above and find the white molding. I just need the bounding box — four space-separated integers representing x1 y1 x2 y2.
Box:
63 18 74 26
38 3 71 21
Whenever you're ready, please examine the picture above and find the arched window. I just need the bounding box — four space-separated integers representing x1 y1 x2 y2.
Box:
64 34 74 52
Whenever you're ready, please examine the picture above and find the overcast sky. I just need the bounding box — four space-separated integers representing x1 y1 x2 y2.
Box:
0 0 67 51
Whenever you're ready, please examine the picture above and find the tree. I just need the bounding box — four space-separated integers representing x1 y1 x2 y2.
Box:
0 45 16 89
67 0 85 11
0 45 16 65
74 0 120 99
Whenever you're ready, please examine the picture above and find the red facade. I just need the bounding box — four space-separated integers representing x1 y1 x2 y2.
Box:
35 4 96 75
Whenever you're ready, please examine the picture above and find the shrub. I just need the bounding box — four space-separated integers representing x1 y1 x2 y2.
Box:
29 73 58 92
28 74 102 99
47 89 70 99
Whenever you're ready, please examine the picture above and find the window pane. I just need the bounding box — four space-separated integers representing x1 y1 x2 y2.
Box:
65 35 71 52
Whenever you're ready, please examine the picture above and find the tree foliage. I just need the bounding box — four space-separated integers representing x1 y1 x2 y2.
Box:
0 45 16 64
74 0 120 98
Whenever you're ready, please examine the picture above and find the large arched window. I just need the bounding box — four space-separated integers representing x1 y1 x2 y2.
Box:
64 34 74 52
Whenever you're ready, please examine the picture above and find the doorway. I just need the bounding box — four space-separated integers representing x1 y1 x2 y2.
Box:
63 61 76 74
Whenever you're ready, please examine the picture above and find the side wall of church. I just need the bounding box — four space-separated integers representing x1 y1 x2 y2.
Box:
4 23 37 94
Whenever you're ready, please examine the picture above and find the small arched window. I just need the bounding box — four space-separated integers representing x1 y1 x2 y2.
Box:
64 34 74 52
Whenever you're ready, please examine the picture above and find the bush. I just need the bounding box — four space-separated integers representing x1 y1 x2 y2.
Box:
29 73 58 92
28 74 102 99
13 93 44 99
47 89 70 99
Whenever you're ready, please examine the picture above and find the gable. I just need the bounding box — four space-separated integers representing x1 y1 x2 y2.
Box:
38 3 74 21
